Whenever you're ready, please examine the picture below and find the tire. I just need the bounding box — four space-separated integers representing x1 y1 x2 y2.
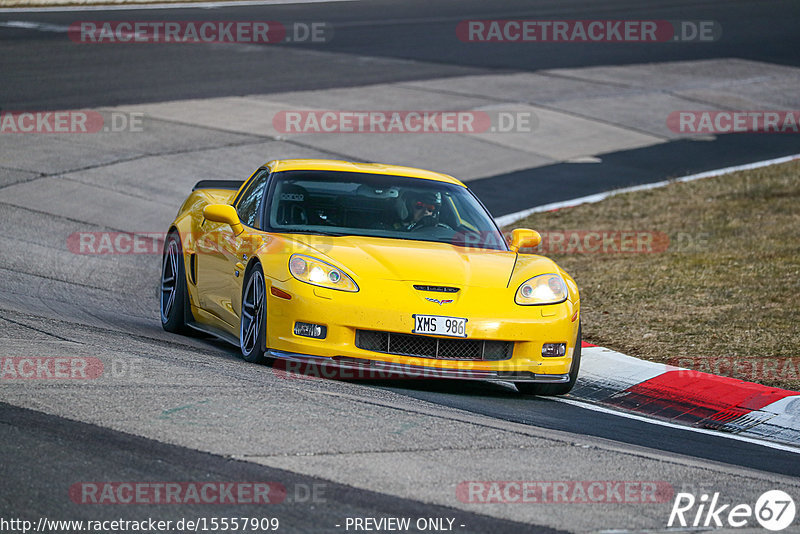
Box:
240 263 268 364
517 323 581 396
160 231 192 334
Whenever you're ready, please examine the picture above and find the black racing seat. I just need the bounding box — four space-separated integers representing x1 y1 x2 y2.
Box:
275 184 308 225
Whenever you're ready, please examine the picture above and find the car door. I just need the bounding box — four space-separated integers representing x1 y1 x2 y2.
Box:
196 167 269 330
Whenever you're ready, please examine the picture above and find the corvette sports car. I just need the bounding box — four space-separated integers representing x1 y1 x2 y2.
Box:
160 159 581 395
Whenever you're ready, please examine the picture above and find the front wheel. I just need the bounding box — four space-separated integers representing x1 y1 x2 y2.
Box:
516 323 581 396
160 231 191 334
240 263 268 364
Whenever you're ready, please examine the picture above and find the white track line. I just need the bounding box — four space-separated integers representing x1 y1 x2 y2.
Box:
553 397 800 455
495 153 800 227
0 0 359 13
0 20 68 31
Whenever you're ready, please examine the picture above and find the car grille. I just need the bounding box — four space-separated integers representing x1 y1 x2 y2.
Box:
355 330 512 361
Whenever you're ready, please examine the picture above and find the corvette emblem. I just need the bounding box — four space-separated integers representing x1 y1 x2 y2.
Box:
425 297 454 305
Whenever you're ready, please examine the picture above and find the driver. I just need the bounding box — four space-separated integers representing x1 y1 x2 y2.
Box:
400 191 440 230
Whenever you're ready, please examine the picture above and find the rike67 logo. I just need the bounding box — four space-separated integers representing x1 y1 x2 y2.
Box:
668 490 796 531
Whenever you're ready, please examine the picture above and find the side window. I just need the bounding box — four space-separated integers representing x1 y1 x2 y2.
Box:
236 169 269 228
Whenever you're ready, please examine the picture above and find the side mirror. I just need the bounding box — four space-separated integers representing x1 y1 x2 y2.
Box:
508 228 541 252
203 204 243 235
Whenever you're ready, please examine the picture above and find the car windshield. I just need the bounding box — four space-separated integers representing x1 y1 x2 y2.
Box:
266 170 507 250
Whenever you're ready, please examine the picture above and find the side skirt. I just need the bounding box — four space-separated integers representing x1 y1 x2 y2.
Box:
186 321 240 347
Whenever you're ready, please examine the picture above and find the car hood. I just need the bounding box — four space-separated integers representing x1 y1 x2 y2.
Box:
286 234 556 289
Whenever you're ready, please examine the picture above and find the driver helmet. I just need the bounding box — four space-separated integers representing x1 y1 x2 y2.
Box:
409 191 440 220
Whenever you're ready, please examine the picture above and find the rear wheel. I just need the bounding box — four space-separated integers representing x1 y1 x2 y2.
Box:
160 231 191 334
240 263 268 364
517 323 581 396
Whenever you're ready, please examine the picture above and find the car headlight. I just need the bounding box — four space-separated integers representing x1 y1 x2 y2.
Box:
288 254 359 292
515 274 568 305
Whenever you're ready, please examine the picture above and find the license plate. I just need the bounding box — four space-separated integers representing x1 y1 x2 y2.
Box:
412 314 467 338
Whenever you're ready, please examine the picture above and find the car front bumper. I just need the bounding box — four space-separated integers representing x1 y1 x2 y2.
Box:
263 277 580 380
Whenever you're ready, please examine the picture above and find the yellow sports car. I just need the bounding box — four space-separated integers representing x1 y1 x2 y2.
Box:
161 159 581 395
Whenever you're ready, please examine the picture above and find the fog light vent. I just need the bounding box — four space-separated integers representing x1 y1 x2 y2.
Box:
542 343 566 357
294 322 327 339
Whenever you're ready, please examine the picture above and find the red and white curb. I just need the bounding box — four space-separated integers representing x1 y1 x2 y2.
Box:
570 342 800 449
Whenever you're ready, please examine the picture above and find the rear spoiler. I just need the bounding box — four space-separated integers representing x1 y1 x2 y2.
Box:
192 180 244 192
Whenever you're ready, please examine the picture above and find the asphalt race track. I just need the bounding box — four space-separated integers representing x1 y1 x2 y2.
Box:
1 1 800 532
3 0 800 110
